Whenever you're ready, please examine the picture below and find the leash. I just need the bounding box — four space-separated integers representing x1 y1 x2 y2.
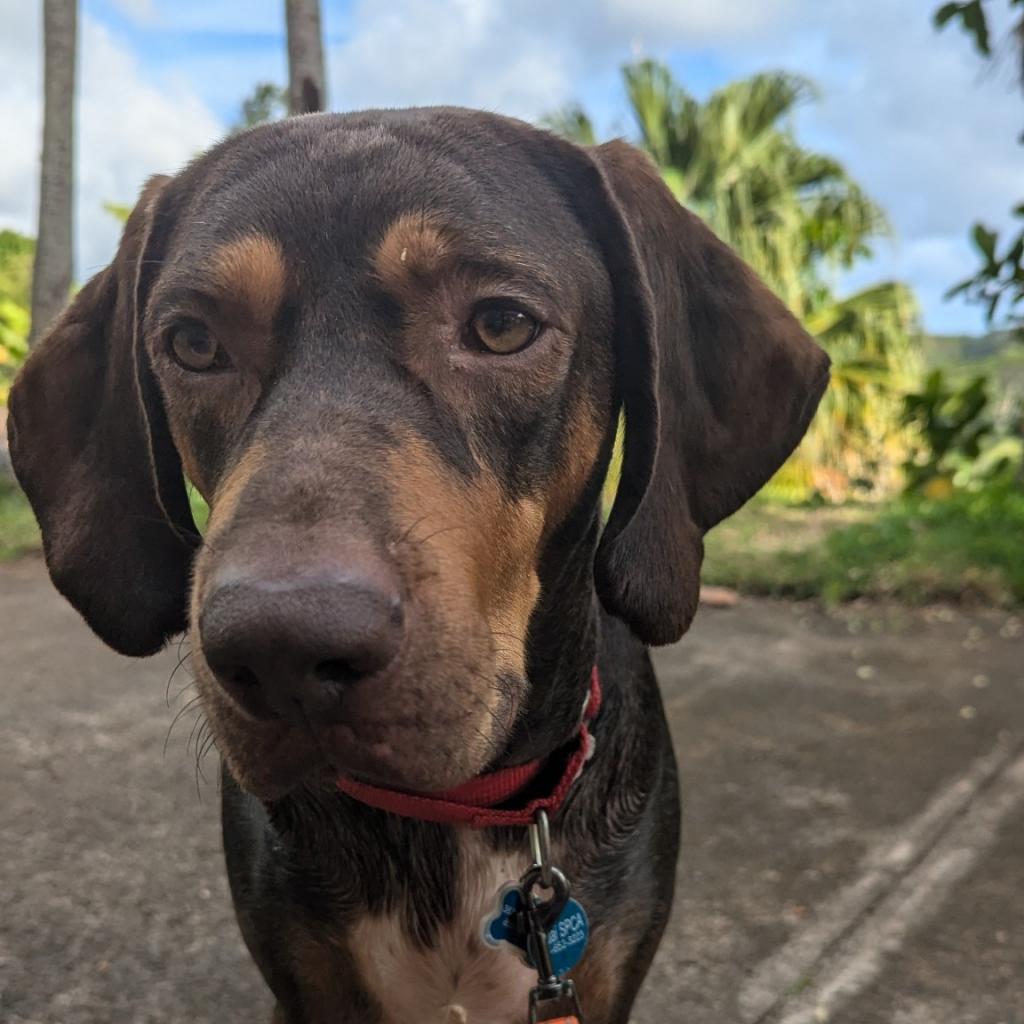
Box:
335 667 602 1023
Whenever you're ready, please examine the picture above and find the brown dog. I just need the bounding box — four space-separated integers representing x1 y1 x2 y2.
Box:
10 109 828 1023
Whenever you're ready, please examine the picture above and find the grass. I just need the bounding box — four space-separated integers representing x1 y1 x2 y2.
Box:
2 470 1022 607
0 476 209 563
703 484 1024 606
0 476 40 560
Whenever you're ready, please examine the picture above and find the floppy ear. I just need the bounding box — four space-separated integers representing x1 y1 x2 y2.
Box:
8 175 199 656
589 141 830 645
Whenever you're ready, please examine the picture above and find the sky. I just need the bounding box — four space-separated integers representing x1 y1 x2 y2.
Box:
0 0 1020 336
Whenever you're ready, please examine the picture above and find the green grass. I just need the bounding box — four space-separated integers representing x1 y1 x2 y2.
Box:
704 485 1024 606
0 476 208 564
0 476 40 560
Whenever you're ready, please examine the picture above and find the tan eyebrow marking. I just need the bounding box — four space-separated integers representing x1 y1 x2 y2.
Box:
208 234 288 326
373 213 456 301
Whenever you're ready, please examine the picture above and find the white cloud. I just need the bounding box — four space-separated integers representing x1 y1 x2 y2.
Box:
319 0 1019 331
324 0 807 121
0 6 224 281
0 2 42 236
738 0 1023 332
601 0 802 43
76 19 224 275
326 0 572 120
1 0 1018 333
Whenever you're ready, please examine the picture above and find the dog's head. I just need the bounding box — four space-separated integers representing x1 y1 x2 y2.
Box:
10 110 828 799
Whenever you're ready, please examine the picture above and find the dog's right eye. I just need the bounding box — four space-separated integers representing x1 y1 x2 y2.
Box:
469 304 541 355
168 322 229 372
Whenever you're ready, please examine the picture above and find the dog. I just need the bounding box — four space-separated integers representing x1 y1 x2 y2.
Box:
9 108 829 1023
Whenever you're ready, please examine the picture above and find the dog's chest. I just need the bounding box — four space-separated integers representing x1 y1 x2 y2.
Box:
351 836 535 1024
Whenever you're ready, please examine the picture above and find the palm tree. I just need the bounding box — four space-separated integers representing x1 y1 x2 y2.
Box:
548 62 921 499
285 0 326 115
29 0 77 346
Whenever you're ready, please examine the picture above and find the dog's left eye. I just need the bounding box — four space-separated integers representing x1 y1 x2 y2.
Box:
469 306 540 354
167 322 229 372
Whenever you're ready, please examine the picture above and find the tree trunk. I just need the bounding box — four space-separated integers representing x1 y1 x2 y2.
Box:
285 0 326 115
30 0 77 347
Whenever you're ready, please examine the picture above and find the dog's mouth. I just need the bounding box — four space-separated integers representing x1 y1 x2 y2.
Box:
198 659 520 802
188 533 529 802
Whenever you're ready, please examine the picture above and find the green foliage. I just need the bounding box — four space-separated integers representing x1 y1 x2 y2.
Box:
0 301 29 362
0 229 34 308
901 370 1001 492
934 1 1024 334
934 1 997 54
188 484 209 531
103 200 132 225
548 61 921 499
946 209 1024 335
543 105 597 146
0 477 40 561
0 229 33 402
703 485 1024 605
0 477 204 565
803 281 921 498
236 82 288 132
608 62 890 305
934 0 1024 58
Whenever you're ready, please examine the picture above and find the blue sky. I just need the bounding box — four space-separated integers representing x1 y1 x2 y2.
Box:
1 0 1020 335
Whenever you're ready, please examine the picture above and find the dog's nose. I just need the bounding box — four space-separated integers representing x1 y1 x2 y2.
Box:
199 563 404 726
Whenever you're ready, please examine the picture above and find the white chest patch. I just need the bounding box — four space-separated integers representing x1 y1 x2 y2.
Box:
351 835 536 1024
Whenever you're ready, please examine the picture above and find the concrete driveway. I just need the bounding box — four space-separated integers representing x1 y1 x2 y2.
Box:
2 557 1022 1023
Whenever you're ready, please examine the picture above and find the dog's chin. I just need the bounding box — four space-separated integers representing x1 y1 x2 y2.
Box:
221 723 496 803
317 719 498 794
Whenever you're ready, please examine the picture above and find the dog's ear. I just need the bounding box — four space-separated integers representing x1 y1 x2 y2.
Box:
9 175 199 656
586 141 830 645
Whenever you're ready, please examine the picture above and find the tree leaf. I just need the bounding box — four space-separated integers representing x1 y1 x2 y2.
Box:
971 223 998 263
934 0 991 55
933 1 965 27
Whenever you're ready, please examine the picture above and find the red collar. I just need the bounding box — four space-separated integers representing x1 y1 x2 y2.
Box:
335 667 602 828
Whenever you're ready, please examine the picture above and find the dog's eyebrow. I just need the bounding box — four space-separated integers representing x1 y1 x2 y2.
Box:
148 285 221 325
455 255 562 302
373 213 562 307
208 234 289 325
148 234 290 329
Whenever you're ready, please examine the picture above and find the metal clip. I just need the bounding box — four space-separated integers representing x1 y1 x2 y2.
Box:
523 808 585 1022
528 978 583 1023
529 808 554 889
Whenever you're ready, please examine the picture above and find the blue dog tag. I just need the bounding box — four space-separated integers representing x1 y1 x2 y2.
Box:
482 882 590 976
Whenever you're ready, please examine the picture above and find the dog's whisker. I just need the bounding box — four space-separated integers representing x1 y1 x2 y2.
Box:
170 674 198 706
164 694 204 756
186 708 209 757
393 514 432 549
165 647 194 706
192 720 215 802
196 731 218 787
408 523 468 546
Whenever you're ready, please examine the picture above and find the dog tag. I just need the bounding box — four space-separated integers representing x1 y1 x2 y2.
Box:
542 899 589 975
483 882 589 976
482 880 530 957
